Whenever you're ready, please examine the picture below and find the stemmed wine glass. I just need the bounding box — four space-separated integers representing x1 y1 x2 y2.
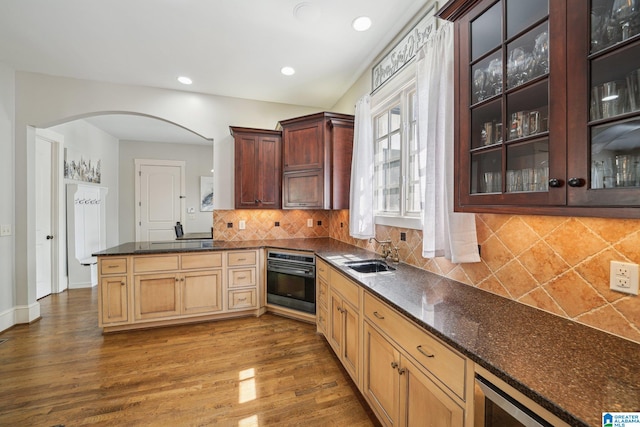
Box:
487 58 502 96
473 68 487 102
611 0 640 41
533 31 549 76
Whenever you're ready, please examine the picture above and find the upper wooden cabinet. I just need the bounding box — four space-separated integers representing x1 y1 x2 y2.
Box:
439 0 640 218
230 127 282 209
279 112 354 210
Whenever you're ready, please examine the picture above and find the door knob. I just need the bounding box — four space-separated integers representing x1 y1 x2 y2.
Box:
46 235 54 240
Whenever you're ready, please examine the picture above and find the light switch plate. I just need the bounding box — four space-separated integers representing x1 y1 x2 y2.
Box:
307 219 313 228
0 224 10 236
239 220 246 230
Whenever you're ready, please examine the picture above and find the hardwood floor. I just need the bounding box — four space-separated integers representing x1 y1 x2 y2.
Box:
0 289 377 426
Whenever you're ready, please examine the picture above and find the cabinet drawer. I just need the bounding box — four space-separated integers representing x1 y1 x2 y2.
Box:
331 270 360 309
317 304 328 333
228 267 256 288
100 257 127 275
134 255 179 273
316 258 329 281
364 293 466 399
317 276 329 308
228 251 257 266
181 253 222 270
228 289 257 310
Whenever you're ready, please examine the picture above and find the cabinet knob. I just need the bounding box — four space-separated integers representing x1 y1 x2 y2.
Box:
567 177 585 187
398 368 407 375
548 178 564 188
120 281 125 286
391 361 399 369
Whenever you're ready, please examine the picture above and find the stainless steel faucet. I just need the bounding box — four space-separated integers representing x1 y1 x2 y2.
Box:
369 237 392 259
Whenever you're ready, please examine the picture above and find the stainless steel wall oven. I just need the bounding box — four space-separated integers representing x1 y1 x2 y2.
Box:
266 250 316 314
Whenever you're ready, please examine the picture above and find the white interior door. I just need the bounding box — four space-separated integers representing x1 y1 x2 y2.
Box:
136 160 185 242
35 137 53 299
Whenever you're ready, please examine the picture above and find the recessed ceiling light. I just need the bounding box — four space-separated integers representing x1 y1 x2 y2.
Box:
281 66 296 76
293 2 321 23
177 76 192 85
352 16 372 32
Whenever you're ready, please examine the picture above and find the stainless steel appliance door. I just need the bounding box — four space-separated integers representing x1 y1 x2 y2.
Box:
475 375 552 427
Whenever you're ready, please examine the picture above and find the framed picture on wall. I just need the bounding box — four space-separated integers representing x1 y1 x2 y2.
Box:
200 176 214 211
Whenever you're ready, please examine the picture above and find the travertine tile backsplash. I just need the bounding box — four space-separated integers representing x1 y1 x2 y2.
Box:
213 208 640 343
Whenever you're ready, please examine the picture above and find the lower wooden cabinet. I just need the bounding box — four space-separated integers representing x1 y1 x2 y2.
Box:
363 322 464 427
134 273 181 320
183 270 222 314
97 249 261 332
100 275 128 325
316 260 471 427
328 272 361 385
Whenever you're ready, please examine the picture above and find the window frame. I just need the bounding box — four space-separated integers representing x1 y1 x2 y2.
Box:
371 65 422 230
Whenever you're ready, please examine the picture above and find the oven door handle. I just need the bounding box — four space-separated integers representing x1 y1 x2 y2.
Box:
268 265 315 277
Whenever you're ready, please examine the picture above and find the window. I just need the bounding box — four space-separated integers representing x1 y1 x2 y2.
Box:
372 79 421 228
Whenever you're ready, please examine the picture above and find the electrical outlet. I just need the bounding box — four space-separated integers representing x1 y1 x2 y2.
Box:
610 261 639 295
307 219 313 227
239 220 246 230
0 224 10 236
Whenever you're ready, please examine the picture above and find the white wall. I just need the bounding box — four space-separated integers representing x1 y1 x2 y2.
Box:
0 63 15 331
50 120 120 288
119 140 214 243
13 71 319 315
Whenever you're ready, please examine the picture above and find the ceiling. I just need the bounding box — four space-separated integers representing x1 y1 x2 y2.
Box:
0 0 429 143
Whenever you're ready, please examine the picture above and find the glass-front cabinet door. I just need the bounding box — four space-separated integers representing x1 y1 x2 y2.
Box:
567 0 640 209
457 0 567 209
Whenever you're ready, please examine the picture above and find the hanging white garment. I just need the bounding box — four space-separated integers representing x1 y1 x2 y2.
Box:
349 94 375 239
417 21 480 263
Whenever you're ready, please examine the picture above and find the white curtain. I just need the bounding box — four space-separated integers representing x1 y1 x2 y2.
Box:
417 21 480 263
349 94 375 239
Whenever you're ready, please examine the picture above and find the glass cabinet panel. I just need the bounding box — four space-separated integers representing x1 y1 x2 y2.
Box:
506 22 549 89
471 1 502 60
590 5 640 191
471 150 502 194
591 0 640 54
468 1 550 197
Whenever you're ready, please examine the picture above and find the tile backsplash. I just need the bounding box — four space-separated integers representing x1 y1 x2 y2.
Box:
213 208 640 343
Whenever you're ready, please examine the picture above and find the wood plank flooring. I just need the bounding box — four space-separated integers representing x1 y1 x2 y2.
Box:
0 289 377 426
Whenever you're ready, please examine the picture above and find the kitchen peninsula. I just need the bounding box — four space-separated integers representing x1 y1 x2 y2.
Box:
94 238 640 427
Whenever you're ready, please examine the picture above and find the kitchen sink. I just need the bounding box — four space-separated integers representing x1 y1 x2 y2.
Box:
344 259 396 274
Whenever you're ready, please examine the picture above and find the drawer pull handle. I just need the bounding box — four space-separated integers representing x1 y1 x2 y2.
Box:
373 311 385 320
238 297 247 302
237 275 247 279
416 345 435 358
236 258 247 261
108 265 119 268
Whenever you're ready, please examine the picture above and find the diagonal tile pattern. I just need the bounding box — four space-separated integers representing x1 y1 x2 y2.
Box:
212 208 640 343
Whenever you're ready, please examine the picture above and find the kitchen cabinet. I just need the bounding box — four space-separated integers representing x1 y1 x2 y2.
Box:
279 112 354 210
226 250 259 310
439 0 640 217
316 258 329 335
363 293 468 427
327 267 361 386
97 251 261 332
99 257 129 325
230 127 282 209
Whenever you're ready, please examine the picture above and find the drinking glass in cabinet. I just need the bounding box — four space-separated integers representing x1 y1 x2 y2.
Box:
482 171 502 193
487 58 503 95
591 117 640 188
592 0 640 52
628 68 640 112
507 47 533 87
591 80 630 120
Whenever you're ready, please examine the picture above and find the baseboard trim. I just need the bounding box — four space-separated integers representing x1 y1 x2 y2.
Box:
0 302 41 333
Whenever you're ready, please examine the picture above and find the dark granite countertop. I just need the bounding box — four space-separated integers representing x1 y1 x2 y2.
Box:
95 238 640 426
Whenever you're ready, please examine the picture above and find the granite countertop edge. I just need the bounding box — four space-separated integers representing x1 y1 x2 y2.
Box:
95 237 639 427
